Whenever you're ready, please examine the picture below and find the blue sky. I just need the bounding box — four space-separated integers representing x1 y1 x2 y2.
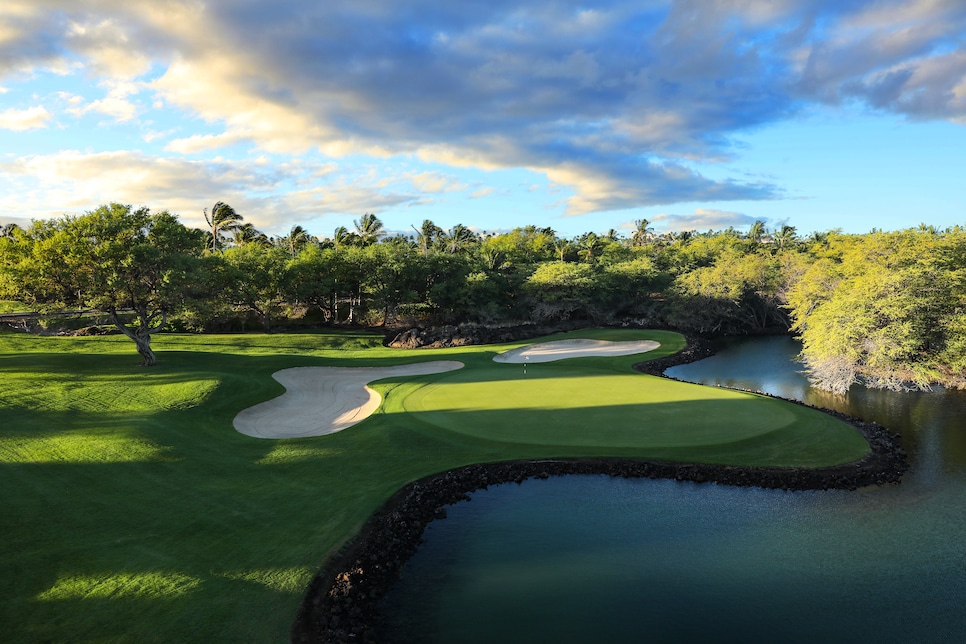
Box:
1 1 964 240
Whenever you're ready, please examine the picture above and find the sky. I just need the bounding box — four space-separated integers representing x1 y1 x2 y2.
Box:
0 0 965 240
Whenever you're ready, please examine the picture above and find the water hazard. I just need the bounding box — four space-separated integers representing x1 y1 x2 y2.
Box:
378 336 966 643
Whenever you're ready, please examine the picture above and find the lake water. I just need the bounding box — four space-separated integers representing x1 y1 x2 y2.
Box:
378 336 966 643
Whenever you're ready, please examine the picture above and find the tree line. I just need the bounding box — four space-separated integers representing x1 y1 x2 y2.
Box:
2 204 965 394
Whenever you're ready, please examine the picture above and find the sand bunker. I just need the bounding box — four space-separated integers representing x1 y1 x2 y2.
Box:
233 361 464 439
493 338 660 363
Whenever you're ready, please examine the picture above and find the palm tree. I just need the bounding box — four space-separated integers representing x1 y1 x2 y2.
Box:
412 219 443 254
577 232 604 263
332 226 356 250
807 231 829 247
773 225 798 250
479 248 505 271
232 222 269 247
353 212 385 246
747 220 767 245
203 202 244 251
285 225 312 257
441 224 477 254
553 238 572 261
631 219 653 247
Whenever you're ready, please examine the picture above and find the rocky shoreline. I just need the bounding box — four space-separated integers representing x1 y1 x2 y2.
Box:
291 331 909 644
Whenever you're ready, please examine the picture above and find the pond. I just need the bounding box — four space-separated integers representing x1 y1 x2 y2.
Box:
378 336 966 643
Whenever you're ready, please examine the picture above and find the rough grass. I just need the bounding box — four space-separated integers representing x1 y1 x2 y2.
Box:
0 328 870 642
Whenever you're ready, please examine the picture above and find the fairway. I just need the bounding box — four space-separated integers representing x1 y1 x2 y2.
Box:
0 327 873 642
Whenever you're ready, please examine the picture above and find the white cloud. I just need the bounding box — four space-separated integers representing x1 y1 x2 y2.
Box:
1 0 965 220
0 105 50 131
65 81 141 122
470 187 495 198
649 208 761 232
410 171 468 194
66 17 152 78
165 132 246 154
0 149 422 235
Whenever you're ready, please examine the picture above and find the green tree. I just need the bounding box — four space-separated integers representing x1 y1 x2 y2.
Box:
353 213 385 246
672 249 785 333
232 222 270 247
283 225 312 257
203 201 243 251
630 219 653 247
524 261 599 321
1 222 22 239
220 244 289 330
0 204 206 365
412 219 443 254
772 225 798 251
332 226 357 250
786 230 966 392
440 224 477 254
747 220 766 245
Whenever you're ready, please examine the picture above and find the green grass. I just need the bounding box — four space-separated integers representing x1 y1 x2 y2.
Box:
0 328 870 642
0 300 29 313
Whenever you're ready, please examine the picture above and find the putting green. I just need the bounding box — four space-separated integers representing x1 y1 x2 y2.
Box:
403 364 811 449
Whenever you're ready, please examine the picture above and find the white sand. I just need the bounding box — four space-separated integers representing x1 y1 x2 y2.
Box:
493 338 660 363
232 361 464 439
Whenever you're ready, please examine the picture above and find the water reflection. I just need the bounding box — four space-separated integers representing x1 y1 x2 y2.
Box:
666 335 966 477
380 336 966 643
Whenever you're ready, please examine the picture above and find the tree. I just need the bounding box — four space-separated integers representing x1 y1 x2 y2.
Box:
332 226 357 250
220 244 290 330
786 230 966 392
232 222 270 247
412 219 443 254
283 225 312 257
1 222 22 239
747 220 767 245
0 203 206 365
576 232 605 263
353 213 385 246
440 224 477 254
630 219 653 247
203 201 243 251
524 261 599 321
773 225 798 251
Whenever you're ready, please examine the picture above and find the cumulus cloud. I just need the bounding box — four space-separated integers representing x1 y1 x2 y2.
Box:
0 105 50 131
66 80 141 122
0 150 419 233
1 0 965 215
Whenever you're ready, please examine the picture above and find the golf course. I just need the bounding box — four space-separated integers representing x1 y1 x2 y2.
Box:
0 327 874 641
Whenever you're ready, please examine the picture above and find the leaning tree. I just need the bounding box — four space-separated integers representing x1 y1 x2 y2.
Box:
203 201 243 251
0 203 207 365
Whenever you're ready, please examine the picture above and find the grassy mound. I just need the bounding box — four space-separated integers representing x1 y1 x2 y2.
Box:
0 328 869 641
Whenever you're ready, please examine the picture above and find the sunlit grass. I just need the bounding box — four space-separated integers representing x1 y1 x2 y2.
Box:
36 572 202 601
0 433 174 463
0 327 871 641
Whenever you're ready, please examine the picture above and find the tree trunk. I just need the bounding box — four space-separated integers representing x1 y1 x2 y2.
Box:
109 310 159 366
132 332 157 366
